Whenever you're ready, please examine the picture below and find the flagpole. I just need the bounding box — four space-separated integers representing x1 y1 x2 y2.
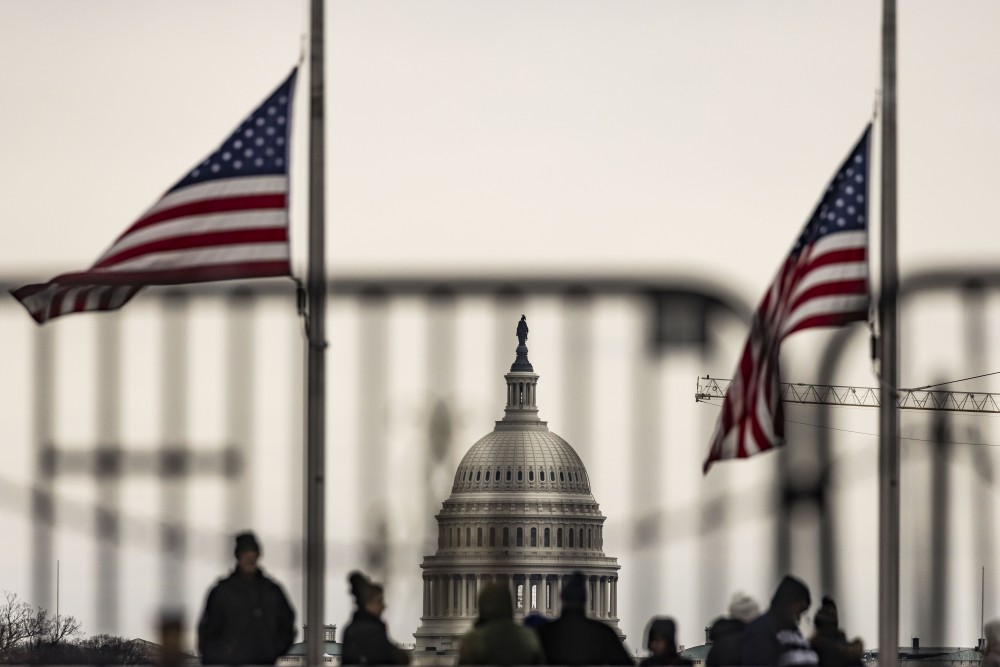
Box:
878 0 900 665
306 0 327 664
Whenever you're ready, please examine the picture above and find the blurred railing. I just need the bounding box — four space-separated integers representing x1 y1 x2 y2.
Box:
1 267 997 649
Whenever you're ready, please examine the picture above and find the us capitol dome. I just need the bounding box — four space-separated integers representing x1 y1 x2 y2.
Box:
412 317 623 665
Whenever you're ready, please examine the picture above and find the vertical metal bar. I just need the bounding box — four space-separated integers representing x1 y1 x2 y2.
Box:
306 0 328 662
96 316 121 632
561 290 592 465
630 300 661 633
425 292 456 554
963 281 995 618
928 411 949 643
226 289 254 531
878 0 900 663
359 292 388 579
32 325 54 611
161 293 188 614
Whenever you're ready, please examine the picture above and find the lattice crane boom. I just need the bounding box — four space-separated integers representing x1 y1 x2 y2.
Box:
695 376 1000 414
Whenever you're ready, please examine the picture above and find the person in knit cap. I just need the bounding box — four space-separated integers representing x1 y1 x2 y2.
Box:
639 617 692 666
741 575 818 666
457 583 545 665
809 597 862 667
705 592 761 667
342 571 410 665
197 531 295 665
537 571 633 665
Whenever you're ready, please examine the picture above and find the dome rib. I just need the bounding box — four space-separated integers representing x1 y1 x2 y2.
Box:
451 427 592 495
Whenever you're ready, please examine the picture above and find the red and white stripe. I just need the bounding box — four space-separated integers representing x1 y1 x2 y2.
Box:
703 229 868 472
11 174 289 324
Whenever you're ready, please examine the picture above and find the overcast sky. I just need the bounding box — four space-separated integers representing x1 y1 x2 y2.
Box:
3 0 1000 653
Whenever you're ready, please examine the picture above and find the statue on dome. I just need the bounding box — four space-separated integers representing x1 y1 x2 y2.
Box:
516 315 529 346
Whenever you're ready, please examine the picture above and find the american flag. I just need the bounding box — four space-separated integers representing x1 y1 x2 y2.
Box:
11 69 298 324
703 125 872 473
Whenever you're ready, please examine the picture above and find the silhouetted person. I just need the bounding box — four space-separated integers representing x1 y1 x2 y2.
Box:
706 592 761 667
639 617 691 666
741 575 817 667
342 571 409 665
537 571 633 665
197 532 295 665
982 619 1000 667
810 597 862 667
457 583 545 665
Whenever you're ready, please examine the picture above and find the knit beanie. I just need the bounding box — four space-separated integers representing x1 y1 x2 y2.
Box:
728 592 761 623
814 597 839 630
348 571 383 607
234 531 261 557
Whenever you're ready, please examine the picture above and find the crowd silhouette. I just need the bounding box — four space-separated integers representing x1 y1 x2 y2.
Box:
196 535 882 666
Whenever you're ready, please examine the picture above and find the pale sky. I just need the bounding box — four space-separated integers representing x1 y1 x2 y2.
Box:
3 0 1000 654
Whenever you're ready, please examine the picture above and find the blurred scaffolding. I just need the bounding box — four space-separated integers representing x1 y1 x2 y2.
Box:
1 267 998 649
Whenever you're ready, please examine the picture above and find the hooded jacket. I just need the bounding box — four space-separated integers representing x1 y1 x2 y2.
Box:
457 584 544 666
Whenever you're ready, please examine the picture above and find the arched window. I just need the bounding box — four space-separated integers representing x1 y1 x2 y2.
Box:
549 470 555 482
503 527 509 547
543 528 550 547
476 470 481 481
517 527 524 547
540 470 545 481
569 528 574 548
477 527 483 547
517 470 523 482
588 528 592 548
489 527 496 547
530 527 537 547
560 471 565 482
506 470 512 482
557 528 563 547
485 470 491 481
495 469 500 481
467 527 471 547
528 470 534 482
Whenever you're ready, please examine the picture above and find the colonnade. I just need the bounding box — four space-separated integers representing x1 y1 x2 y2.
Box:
421 572 618 620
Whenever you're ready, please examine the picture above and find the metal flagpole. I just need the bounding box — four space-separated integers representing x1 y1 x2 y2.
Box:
306 0 327 664
878 0 900 665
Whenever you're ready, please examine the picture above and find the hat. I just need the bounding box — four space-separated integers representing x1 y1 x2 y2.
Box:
728 592 761 623
561 572 587 606
234 531 261 557
814 596 839 630
348 571 383 607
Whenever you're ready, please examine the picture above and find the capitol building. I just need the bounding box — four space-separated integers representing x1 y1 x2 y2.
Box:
412 318 624 665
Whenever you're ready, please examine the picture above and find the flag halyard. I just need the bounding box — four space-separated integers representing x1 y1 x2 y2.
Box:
11 69 298 325
703 125 873 473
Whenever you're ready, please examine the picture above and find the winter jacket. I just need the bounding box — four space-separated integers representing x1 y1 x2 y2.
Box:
342 609 410 665
537 608 634 666
706 617 747 667
741 611 817 667
458 583 544 666
197 567 295 665
810 627 862 667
